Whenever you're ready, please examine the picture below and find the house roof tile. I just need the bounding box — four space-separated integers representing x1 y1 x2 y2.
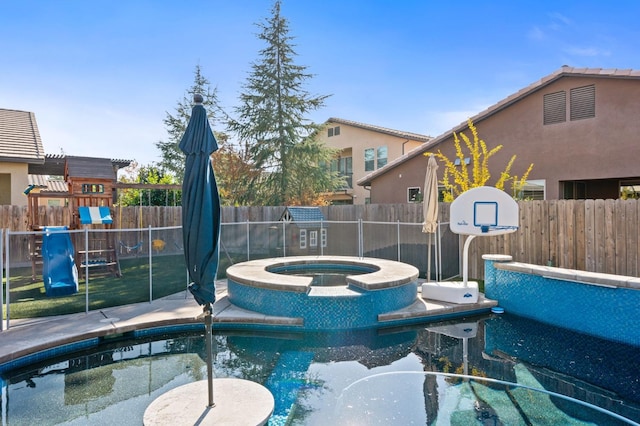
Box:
327 117 432 143
0 108 45 164
357 66 640 187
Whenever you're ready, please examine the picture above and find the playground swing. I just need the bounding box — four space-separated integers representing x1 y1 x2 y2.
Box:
119 240 144 253
117 187 180 254
117 189 144 255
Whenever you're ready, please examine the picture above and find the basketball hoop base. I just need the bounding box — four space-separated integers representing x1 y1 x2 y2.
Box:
421 281 479 304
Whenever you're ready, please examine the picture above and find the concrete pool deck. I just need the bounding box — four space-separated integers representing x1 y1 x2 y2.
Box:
0 279 497 367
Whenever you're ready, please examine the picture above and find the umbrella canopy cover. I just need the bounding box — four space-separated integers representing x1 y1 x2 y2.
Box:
180 94 220 305
422 154 439 234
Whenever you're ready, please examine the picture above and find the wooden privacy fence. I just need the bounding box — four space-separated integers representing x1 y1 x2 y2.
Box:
1 199 639 278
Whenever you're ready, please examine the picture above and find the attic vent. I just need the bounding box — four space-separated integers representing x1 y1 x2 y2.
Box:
570 85 595 121
543 91 566 125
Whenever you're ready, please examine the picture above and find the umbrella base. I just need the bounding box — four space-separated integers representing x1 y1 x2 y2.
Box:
144 378 274 426
421 281 479 304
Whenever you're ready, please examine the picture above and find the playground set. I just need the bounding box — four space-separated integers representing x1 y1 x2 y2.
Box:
26 156 183 297
25 156 128 296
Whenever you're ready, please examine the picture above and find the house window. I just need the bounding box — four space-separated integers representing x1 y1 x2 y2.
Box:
543 91 566 125
437 184 449 202
0 174 10 205
620 180 640 199
321 228 327 247
570 85 595 121
328 126 341 137
562 181 586 199
364 148 375 171
377 146 388 168
82 183 104 194
408 187 421 203
517 179 546 200
309 230 318 247
299 229 307 249
331 156 353 189
454 157 470 166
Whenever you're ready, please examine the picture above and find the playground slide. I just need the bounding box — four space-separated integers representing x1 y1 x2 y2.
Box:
42 226 79 297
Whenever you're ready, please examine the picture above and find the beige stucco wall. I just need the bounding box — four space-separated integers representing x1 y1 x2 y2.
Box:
0 161 29 206
367 76 640 203
318 122 423 204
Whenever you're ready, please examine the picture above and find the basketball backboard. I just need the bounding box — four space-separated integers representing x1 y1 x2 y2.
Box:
449 186 519 236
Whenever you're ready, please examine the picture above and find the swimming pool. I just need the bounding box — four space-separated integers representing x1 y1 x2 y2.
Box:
2 313 639 425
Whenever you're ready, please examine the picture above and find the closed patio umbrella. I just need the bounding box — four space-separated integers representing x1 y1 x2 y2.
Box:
180 94 220 306
422 154 439 281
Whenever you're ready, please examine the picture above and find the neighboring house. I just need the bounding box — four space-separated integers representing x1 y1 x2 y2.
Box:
280 206 327 255
358 66 640 203
317 117 431 204
0 108 45 205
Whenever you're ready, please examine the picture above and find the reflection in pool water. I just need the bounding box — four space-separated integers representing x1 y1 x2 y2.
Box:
2 314 639 425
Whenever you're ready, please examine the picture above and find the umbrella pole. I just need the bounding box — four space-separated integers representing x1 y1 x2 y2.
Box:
427 234 432 281
204 303 215 408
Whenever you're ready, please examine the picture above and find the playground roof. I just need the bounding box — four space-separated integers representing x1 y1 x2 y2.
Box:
280 206 326 228
28 174 67 192
28 154 131 177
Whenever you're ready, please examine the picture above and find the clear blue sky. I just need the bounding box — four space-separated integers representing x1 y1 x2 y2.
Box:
1 0 639 166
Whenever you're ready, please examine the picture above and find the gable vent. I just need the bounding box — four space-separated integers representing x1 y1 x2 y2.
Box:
570 85 595 121
543 91 566 125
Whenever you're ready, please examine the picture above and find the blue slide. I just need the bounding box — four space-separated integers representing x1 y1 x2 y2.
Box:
42 226 79 297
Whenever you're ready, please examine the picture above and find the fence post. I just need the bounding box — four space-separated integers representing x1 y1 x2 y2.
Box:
320 219 324 256
148 226 153 303
358 219 363 258
246 220 250 261
5 230 10 330
282 221 286 257
397 220 401 261
1 229 3 331
84 227 89 314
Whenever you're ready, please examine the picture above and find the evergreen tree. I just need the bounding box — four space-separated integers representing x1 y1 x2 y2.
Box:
156 65 222 182
228 0 340 206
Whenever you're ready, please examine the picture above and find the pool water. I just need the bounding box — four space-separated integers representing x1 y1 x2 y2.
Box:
269 264 373 286
2 314 639 425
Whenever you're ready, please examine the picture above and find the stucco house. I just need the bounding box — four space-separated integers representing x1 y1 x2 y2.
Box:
358 66 640 203
0 108 45 205
317 117 431 204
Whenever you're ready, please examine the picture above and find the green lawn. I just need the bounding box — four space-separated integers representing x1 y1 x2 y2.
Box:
2 255 188 319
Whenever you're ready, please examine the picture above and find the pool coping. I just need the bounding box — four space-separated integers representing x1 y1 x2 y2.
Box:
225 255 420 292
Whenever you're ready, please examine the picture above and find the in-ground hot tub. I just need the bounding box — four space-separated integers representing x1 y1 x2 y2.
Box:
225 256 419 330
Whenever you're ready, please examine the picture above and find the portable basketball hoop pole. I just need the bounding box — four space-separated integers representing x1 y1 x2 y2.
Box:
461 235 476 287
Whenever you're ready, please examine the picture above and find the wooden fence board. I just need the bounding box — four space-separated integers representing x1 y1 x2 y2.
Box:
575 200 585 271
548 200 557 266
626 200 638 276
615 199 626 275
584 200 595 271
